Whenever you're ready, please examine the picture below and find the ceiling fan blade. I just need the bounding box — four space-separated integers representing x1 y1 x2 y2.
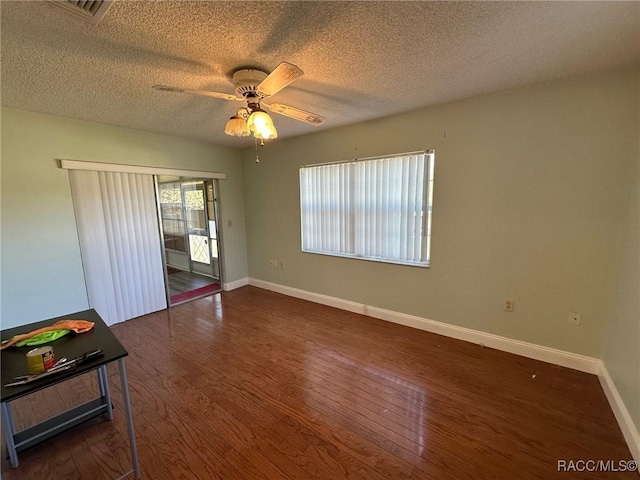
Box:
256 62 304 97
152 85 242 102
266 103 326 126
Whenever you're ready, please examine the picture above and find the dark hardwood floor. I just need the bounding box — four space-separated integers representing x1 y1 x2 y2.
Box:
1 286 636 479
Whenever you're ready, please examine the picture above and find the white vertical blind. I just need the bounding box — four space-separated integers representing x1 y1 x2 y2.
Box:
300 151 433 266
69 170 167 325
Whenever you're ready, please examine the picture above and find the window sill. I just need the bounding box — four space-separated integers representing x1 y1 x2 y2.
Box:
301 249 429 268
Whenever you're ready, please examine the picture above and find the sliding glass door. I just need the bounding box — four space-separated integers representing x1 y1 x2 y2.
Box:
156 176 222 304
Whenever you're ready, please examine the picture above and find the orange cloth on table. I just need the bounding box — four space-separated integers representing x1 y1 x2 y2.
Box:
0 320 94 350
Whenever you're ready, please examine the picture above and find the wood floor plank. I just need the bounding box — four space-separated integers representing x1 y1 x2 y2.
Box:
1 286 636 479
206 383 382 480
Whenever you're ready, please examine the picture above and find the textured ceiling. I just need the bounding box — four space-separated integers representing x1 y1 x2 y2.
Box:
1 1 639 147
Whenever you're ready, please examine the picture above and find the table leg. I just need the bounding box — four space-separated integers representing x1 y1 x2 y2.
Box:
97 365 114 420
118 358 140 479
1 402 19 468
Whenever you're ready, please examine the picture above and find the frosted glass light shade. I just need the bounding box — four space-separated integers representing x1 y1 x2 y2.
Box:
224 116 250 136
247 110 278 139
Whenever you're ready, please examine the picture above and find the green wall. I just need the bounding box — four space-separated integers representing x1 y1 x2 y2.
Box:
242 68 639 359
0 107 247 328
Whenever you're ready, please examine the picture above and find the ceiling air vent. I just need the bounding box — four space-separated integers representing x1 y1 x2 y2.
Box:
46 0 114 25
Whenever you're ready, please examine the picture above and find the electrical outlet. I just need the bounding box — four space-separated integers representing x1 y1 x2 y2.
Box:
504 300 515 312
279 261 285 269
568 311 582 326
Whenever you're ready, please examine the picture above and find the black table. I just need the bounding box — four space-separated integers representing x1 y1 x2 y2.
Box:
1 309 140 479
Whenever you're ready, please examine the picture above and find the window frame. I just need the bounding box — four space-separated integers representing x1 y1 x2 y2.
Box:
299 150 434 268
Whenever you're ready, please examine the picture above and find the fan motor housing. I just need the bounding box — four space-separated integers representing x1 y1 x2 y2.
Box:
233 69 268 97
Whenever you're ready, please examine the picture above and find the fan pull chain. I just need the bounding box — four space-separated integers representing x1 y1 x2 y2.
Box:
254 137 260 163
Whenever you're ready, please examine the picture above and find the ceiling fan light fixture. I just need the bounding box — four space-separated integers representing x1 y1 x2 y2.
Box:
153 62 324 144
247 110 278 140
224 115 250 137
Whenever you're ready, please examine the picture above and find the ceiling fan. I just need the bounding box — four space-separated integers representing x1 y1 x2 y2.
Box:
153 62 326 142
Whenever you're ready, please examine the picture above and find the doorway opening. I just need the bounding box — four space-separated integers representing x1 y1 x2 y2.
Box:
156 176 223 305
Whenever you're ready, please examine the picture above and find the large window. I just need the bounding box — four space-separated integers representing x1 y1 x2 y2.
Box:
300 151 434 267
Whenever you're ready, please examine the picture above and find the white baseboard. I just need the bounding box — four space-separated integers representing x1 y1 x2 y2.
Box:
223 277 249 291
598 363 640 463
248 278 601 374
